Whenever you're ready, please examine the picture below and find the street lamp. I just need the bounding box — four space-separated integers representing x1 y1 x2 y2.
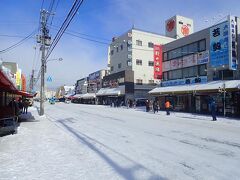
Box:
219 83 226 117
45 58 63 73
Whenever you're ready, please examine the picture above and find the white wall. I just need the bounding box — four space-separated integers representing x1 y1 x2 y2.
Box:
131 29 174 84
108 30 131 74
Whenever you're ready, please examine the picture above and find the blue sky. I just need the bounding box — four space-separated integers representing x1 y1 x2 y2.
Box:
0 0 240 89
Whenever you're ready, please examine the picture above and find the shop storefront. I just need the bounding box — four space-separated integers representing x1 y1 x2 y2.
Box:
150 80 240 117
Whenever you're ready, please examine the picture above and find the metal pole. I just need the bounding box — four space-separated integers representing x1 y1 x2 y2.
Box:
40 10 47 116
223 83 226 117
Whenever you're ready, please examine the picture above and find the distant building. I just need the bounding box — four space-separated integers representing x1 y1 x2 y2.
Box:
97 27 175 104
55 85 75 98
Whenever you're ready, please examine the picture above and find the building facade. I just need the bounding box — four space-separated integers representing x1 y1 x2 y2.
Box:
150 15 240 117
103 28 175 103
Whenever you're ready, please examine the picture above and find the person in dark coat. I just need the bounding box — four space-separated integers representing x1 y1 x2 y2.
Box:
153 100 158 114
210 100 217 121
23 99 29 114
146 100 150 112
18 98 23 114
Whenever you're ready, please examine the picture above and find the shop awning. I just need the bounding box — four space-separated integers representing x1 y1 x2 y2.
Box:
15 91 35 98
149 80 240 95
0 70 17 91
72 94 83 98
96 85 125 96
81 93 96 99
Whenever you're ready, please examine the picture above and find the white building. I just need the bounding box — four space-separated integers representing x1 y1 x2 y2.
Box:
107 28 175 99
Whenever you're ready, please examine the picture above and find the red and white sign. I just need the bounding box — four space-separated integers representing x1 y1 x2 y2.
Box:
181 25 190 36
182 54 197 67
170 58 182 70
153 45 163 79
166 19 175 32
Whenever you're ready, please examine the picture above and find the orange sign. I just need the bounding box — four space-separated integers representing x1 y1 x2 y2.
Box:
181 25 189 36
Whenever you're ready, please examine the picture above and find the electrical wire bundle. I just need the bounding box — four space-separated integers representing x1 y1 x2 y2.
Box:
45 0 84 60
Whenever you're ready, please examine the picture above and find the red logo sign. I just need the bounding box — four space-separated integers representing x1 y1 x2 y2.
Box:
181 25 190 36
153 45 163 79
167 19 175 32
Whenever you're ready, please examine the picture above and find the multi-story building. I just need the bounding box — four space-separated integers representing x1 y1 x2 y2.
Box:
88 69 107 93
75 77 88 94
150 15 240 117
97 27 175 104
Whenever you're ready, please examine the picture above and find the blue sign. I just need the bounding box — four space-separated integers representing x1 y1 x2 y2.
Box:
210 21 229 68
161 76 207 87
47 76 52 82
210 16 237 70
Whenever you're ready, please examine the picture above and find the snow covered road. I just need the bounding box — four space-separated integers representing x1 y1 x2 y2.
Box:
1 103 240 180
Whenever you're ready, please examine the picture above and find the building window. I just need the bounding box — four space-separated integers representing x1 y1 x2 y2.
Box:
183 66 198 78
120 44 123 50
199 39 206 52
136 79 143 85
148 80 155 85
148 61 154 66
198 64 207 76
136 59 142 65
169 69 182 80
163 72 168 81
148 42 154 48
118 63 121 69
188 42 198 53
110 66 114 71
136 40 142 46
127 60 132 66
163 52 167 61
111 50 114 55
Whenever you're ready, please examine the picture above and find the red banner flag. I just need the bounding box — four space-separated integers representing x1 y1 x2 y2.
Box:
153 45 163 79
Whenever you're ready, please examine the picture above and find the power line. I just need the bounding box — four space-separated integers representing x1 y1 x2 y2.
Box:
0 30 36 54
45 0 84 59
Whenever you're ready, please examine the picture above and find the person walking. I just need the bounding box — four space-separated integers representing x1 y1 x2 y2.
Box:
153 99 158 114
23 99 29 114
165 100 170 115
146 99 150 112
18 98 23 114
210 99 217 121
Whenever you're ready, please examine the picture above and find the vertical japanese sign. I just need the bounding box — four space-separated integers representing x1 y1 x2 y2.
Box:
228 16 237 70
153 45 163 79
210 16 237 70
210 21 229 68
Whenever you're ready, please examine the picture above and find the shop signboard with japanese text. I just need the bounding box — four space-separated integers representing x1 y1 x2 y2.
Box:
153 45 163 79
210 16 237 70
182 54 197 68
197 51 209 65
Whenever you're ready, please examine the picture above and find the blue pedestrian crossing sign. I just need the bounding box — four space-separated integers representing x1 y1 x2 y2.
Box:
47 76 53 82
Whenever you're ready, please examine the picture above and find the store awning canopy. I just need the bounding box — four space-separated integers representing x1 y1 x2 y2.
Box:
149 80 240 95
0 70 17 91
73 94 83 98
81 93 96 99
16 91 35 98
96 85 125 96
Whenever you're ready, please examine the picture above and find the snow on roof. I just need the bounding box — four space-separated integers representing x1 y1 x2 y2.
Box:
96 85 125 96
81 93 96 99
149 80 240 94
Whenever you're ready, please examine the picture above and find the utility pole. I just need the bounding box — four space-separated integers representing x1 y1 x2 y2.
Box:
39 9 50 116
